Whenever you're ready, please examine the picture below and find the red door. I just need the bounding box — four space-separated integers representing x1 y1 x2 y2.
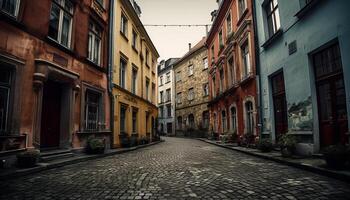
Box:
314 43 348 147
40 80 62 148
272 71 288 140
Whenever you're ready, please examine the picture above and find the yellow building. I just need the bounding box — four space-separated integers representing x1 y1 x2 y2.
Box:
111 0 159 147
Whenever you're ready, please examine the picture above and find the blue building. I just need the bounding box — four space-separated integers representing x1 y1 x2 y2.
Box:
254 0 350 154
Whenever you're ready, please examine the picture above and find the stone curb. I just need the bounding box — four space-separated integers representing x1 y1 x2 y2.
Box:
197 138 350 183
0 140 163 180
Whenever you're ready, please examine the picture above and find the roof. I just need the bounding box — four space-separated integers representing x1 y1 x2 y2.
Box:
173 37 207 68
158 58 180 75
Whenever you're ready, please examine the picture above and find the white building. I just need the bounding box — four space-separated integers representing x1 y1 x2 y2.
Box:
157 58 179 136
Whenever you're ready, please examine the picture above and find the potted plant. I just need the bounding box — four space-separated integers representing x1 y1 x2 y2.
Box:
258 139 273 153
278 134 297 157
17 150 40 168
86 137 105 154
323 145 348 169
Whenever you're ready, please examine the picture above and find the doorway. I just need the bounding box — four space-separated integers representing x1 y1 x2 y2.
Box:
313 43 348 147
40 80 62 149
271 71 288 141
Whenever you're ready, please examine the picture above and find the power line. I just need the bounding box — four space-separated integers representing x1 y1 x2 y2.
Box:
144 24 211 27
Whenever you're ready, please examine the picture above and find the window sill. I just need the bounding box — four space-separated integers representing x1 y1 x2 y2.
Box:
132 46 138 54
261 29 283 49
146 64 150 68
237 9 248 27
0 11 24 28
188 74 194 77
46 37 75 56
203 67 208 71
295 0 322 18
120 31 129 42
85 58 106 72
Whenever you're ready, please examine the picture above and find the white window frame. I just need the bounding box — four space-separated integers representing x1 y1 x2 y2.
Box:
121 12 128 36
188 88 194 101
238 0 247 18
0 0 20 18
88 21 102 65
203 83 209 96
176 71 181 82
120 58 127 88
48 0 74 48
203 57 208 69
188 65 194 76
226 12 232 35
166 72 170 83
177 92 182 104
241 41 251 79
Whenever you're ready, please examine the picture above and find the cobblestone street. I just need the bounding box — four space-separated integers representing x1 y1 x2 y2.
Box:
1 137 350 200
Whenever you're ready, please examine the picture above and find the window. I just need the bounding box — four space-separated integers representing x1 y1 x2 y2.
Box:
160 76 163 85
226 13 232 34
230 107 237 132
88 22 102 65
132 29 137 49
265 0 281 38
188 88 194 101
219 69 224 93
241 42 251 78
166 89 171 102
166 72 170 83
202 111 209 129
176 92 182 104
188 114 195 129
222 110 227 132
0 0 20 17
212 75 216 97
188 65 194 76
177 116 182 130
120 105 127 133
245 101 254 134
95 0 104 6
48 0 74 48
167 104 171 117
120 12 128 36
84 90 101 131
176 71 181 82
146 49 149 66
159 106 164 118
160 91 164 103
152 83 155 103
211 46 215 63
119 58 127 88
228 57 235 85
132 109 137 133
203 57 208 69
219 30 223 48
132 68 137 94
203 83 209 96
238 0 247 18
145 78 150 101
0 68 11 134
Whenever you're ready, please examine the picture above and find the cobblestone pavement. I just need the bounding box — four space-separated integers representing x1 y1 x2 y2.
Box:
1 137 350 200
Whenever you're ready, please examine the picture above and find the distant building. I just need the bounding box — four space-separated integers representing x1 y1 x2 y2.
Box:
157 58 179 136
207 0 258 141
254 0 350 154
174 38 210 137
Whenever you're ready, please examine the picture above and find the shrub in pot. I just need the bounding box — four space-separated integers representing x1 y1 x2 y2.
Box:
278 134 297 157
86 137 105 154
323 145 347 169
17 150 40 168
258 139 273 153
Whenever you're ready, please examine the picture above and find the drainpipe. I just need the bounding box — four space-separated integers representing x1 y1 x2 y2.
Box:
108 0 115 148
252 0 264 138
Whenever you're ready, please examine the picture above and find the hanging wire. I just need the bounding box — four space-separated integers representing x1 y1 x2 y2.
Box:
144 24 211 27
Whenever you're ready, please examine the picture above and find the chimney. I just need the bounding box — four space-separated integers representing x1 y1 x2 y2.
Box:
188 43 192 51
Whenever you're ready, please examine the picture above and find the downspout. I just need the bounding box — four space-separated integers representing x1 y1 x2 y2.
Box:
252 0 264 138
108 0 115 148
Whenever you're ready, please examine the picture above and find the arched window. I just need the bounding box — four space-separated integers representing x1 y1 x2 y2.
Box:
230 106 237 133
188 114 195 129
245 101 254 134
177 116 182 130
221 110 227 133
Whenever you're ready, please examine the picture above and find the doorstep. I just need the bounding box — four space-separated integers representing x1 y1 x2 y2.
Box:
198 138 350 183
0 140 163 180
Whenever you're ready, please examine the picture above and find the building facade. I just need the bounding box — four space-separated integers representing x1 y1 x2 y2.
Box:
111 0 159 147
158 58 179 136
207 0 258 141
0 0 111 156
254 0 350 154
174 38 210 137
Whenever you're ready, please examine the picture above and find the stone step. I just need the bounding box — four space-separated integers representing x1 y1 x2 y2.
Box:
40 150 74 162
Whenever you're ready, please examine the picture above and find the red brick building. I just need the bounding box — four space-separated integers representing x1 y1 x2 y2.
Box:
0 0 111 157
207 0 258 141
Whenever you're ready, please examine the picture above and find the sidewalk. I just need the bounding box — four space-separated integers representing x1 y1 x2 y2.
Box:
0 140 163 180
198 138 350 183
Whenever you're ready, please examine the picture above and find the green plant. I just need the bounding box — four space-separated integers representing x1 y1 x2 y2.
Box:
17 150 40 168
258 139 273 153
278 134 297 157
323 145 347 169
220 134 229 143
86 137 105 154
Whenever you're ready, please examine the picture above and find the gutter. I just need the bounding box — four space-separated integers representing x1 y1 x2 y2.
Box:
252 0 263 136
108 0 115 148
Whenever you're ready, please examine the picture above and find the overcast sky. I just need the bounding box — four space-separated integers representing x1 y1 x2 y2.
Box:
137 0 218 61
